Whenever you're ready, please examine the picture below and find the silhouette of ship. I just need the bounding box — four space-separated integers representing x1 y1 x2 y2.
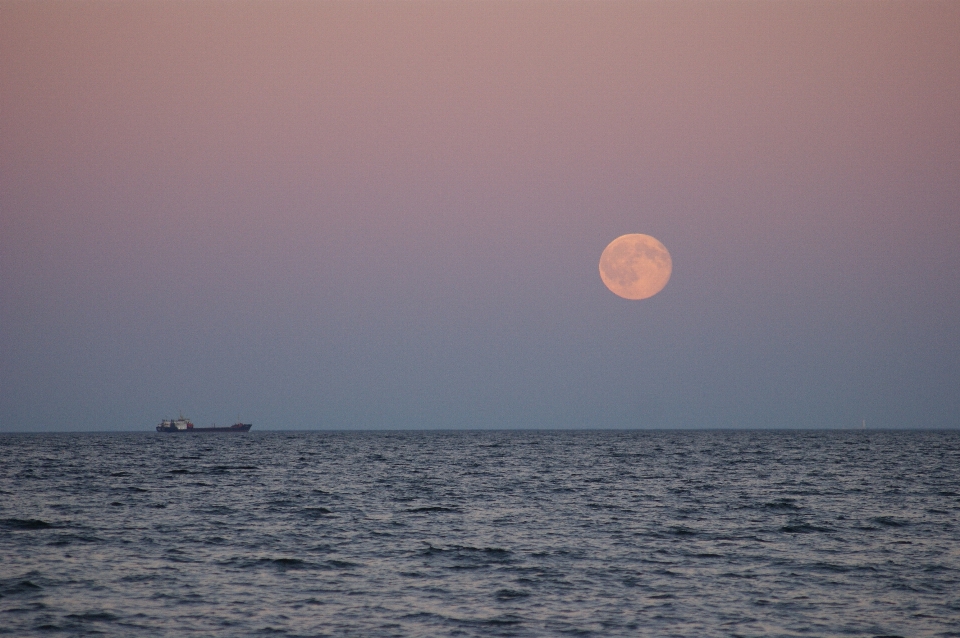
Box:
156 416 252 433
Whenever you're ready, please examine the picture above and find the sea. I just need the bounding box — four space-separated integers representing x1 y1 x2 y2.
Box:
1 429 958 637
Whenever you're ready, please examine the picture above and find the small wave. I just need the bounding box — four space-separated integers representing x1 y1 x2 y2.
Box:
465 546 510 556
761 499 801 510
458 615 523 627
406 506 456 513
226 557 358 571
46 533 102 546
66 611 118 622
0 518 53 530
780 522 833 534
855 523 880 531
720 572 758 579
221 557 314 571
268 558 309 569
119 574 159 583
0 580 42 597
872 516 910 528
420 544 511 560
494 589 530 600
811 562 852 573
586 502 623 510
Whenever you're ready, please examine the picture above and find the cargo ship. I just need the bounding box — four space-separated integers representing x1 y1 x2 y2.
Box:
156 416 252 433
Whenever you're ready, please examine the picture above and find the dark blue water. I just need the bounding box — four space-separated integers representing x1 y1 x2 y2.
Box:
1 430 959 637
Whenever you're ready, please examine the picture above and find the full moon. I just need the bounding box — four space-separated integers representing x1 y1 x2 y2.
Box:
599 234 672 300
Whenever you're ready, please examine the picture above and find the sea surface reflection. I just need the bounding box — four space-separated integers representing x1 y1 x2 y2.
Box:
1 430 958 636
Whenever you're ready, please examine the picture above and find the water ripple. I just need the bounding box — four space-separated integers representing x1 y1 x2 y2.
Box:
1 430 958 636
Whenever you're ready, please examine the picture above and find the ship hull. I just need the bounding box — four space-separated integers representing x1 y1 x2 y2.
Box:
156 423 252 433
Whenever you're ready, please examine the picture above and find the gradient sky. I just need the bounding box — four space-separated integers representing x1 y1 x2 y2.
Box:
2 1 958 431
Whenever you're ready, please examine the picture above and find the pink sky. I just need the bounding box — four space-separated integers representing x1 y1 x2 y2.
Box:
2 1 958 430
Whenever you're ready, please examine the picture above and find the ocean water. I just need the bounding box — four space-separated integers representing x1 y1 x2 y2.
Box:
1 430 958 637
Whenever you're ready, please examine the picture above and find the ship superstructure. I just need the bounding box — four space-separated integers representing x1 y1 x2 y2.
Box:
157 416 194 431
